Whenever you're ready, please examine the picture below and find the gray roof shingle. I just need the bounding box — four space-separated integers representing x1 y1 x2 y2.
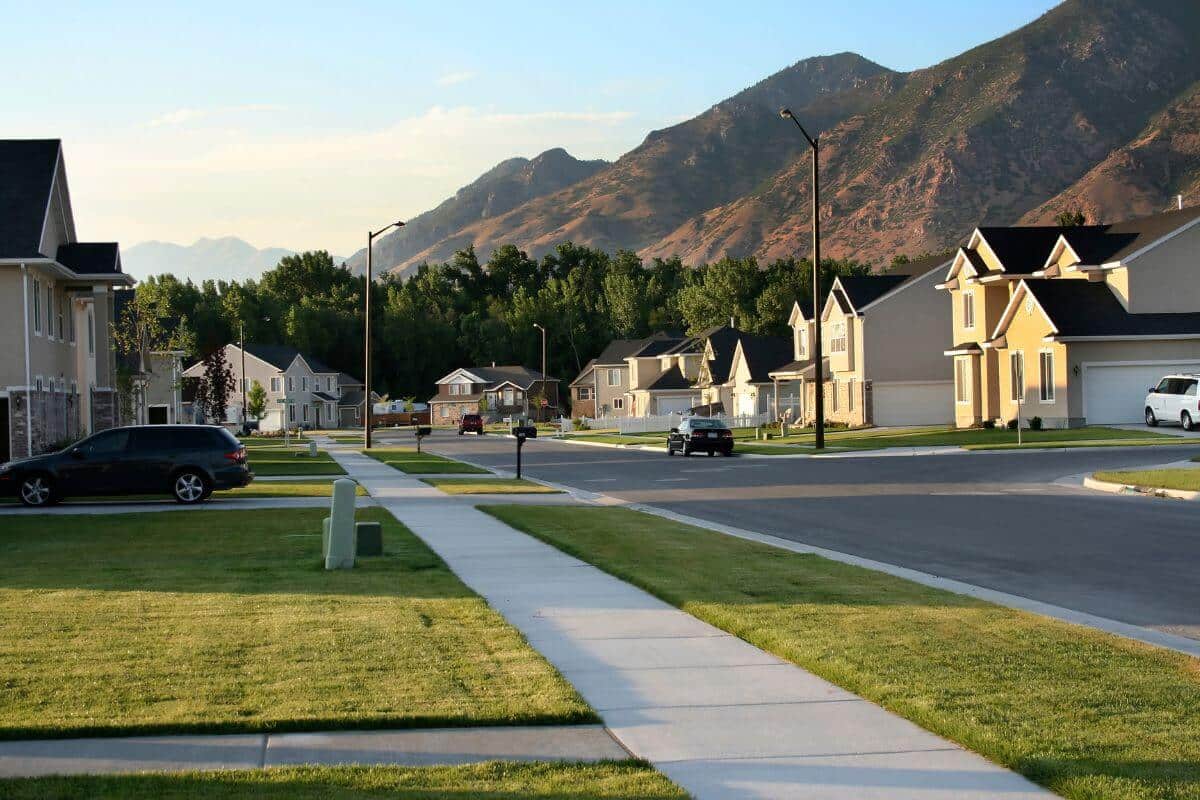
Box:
1024 280 1200 338
0 139 60 258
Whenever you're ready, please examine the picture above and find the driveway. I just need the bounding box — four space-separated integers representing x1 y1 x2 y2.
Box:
423 431 1200 641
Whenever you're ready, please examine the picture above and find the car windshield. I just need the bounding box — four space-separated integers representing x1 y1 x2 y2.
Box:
688 418 724 430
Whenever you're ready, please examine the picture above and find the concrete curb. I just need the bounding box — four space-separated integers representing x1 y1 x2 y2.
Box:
1082 475 1200 501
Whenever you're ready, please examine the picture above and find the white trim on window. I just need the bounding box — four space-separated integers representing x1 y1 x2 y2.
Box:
271 376 281 392
1009 351 1025 403
612 396 624 410
829 321 847 354
1039 350 1055 403
606 369 621 387
954 358 970 404
87 308 94 354
962 291 975 330
32 278 42 335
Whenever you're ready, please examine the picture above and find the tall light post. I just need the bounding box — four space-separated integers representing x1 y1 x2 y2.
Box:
239 315 270 431
533 323 547 422
364 220 405 449
780 107 825 450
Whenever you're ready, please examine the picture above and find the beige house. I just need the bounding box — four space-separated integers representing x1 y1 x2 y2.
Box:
724 334 794 417
693 326 746 415
819 259 954 426
942 206 1200 427
624 336 703 416
428 365 558 423
568 338 657 418
182 343 346 430
1 139 133 460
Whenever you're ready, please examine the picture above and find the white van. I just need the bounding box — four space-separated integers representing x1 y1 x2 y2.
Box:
1144 375 1200 430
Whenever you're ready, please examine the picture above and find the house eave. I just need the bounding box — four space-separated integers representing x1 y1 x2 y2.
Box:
1049 334 1200 343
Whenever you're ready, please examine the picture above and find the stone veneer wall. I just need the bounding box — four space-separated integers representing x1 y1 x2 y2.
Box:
9 389 83 457
91 388 118 435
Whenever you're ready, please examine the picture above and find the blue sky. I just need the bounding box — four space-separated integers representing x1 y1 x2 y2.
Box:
1 0 1059 255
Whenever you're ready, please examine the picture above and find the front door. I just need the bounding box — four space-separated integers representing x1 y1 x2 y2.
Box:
148 406 168 424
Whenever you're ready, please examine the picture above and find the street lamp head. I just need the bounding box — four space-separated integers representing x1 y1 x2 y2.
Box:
533 323 544 331
393 220 406 229
779 107 794 119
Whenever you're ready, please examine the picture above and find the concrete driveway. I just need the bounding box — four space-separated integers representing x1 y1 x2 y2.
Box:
423 431 1200 641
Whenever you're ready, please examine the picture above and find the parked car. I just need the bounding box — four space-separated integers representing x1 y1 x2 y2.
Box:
667 417 734 457
0 425 253 507
1144 375 1200 430
458 414 485 435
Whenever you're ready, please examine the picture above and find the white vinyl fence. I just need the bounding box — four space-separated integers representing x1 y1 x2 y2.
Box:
585 412 772 434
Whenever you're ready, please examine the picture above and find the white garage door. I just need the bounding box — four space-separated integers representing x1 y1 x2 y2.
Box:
1084 362 1200 424
656 396 696 415
872 381 954 426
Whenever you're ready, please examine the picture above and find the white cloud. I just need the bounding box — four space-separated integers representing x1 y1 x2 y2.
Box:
147 104 286 128
436 70 476 87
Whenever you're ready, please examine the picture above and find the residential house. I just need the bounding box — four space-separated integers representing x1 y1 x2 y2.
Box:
568 359 598 418
1 139 133 460
725 333 795 417
182 343 345 430
570 336 671 418
941 206 1200 427
767 297 825 423
113 288 187 426
335 373 377 428
807 255 955 427
623 336 704 416
693 325 747 415
428 365 559 423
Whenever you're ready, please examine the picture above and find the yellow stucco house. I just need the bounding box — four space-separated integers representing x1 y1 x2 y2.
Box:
940 206 1200 428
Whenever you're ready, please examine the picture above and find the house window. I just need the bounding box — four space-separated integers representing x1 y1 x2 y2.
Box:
954 358 970 404
440 405 449 418
271 377 281 393
847 378 855 412
303 405 309 422
831 379 840 412
68 298 75 344
503 388 514 405
87 309 94 354
962 292 975 329
46 284 53 339
35 376 44 392
287 376 294 392
612 397 624 410
33 279 42 334
829 322 846 353
1009 352 1024 403
301 377 308 391
288 404 295 422
578 387 594 400
57 294 65 341
70 380 77 395
1039 351 1055 402
797 328 808 358
607 369 621 386
328 377 335 391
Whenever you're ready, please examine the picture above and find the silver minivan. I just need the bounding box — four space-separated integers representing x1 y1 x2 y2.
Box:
1145 375 1200 430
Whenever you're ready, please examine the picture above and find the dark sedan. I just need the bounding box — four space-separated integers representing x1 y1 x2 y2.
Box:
667 417 735 457
0 425 253 507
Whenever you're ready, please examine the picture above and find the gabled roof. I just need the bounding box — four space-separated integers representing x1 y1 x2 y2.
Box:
441 365 555 388
312 391 338 402
570 359 597 387
1014 280 1200 339
337 372 363 386
734 334 794 383
633 337 689 357
0 139 61 258
836 275 910 310
693 326 742 384
1049 205 1200 268
240 343 336 374
56 243 122 274
974 226 1065 273
644 364 693 391
596 338 652 364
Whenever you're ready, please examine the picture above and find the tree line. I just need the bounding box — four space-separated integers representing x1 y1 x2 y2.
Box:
125 244 893 400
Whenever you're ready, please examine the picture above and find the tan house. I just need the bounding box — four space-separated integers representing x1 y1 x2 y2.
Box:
693 326 746 415
568 338 660 418
429 365 558 423
942 206 1200 427
1 139 133 460
806 256 955 427
624 336 703 416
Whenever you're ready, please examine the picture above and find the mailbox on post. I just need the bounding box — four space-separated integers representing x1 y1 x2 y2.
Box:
414 425 432 453
512 425 537 479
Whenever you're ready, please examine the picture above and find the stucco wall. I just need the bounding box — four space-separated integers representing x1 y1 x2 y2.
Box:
1122 222 1200 313
862 269 951 384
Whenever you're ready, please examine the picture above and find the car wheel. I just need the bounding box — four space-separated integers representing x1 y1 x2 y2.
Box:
1183 411 1195 432
682 444 692 457
18 473 56 507
1145 407 1158 427
721 449 733 457
172 470 209 504
707 449 715 457
458 430 463 436
666 443 675 456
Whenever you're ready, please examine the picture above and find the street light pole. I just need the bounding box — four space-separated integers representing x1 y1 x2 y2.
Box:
533 323 546 422
364 220 405 450
780 107 825 450
240 320 247 426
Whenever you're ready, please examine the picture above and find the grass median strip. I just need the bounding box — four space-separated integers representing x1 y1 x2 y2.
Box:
0 761 686 800
480 504 1200 800
362 447 490 475
422 478 561 495
245 443 346 477
1093 468 1200 492
0 507 592 739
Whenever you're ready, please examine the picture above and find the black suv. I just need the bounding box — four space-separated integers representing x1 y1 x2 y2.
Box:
0 425 253 507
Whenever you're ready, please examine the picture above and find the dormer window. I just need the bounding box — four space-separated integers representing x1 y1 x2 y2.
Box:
796 328 808 358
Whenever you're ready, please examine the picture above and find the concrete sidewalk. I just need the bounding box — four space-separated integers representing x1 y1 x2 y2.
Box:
0 725 625 778
334 449 1052 800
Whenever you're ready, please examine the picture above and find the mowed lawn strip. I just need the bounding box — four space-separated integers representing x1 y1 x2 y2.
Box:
481 505 1200 800
1093 468 1200 492
0 507 592 739
363 447 490 475
746 425 1174 452
245 443 346 476
422 478 562 495
0 762 686 800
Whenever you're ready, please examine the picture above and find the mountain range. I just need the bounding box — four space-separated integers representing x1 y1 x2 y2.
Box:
122 237 341 284
361 0 1200 276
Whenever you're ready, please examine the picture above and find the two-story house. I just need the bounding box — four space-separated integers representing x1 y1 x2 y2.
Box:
182 343 345 430
724 333 795 417
429 365 559 423
1 139 134 460
815 256 954 427
623 336 703 416
568 338 658 418
941 206 1200 427
113 288 187 426
768 297 824 423
693 325 747 415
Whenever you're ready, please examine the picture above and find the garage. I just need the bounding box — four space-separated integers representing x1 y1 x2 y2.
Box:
656 395 698 415
872 381 954 426
1083 362 1200 424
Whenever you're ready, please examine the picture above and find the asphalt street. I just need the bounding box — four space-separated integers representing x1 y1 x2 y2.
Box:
410 431 1200 640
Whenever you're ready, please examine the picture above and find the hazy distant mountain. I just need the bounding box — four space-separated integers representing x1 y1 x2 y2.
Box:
122 237 304 283
345 147 609 278
367 0 1200 274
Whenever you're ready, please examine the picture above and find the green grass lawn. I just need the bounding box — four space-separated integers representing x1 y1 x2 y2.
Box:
725 425 1178 454
422 478 562 495
1093 468 1200 492
0 762 686 800
245 443 346 476
481 505 1200 800
0 508 591 739
363 447 489 475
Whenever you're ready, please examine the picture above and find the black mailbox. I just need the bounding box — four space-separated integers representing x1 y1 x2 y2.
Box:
512 425 538 439
414 426 432 437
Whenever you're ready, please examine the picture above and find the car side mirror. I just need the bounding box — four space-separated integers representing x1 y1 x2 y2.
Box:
1148 387 1156 394
70 447 85 460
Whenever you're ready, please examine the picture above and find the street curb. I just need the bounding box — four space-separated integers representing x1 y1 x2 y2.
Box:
1083 475 1200 501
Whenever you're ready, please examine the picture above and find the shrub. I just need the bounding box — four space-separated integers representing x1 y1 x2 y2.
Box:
572 417 588 432
1006 419 1019 431
980 419 996 429
1029 416 1043 431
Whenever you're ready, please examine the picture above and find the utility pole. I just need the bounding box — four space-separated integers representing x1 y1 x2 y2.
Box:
364 220 405 449
533 323 546 422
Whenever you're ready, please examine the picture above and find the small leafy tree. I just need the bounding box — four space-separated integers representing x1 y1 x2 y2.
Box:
1055 209 1086 227
247 380 267 422
197 348 235 422
478 393 491 414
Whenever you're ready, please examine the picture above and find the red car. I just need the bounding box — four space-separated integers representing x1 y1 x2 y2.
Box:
458 414 485 435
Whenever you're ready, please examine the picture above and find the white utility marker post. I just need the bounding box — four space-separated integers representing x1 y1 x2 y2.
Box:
323 478 358 570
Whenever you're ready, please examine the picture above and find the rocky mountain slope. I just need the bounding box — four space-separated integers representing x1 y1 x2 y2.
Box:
373 0 1200 275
